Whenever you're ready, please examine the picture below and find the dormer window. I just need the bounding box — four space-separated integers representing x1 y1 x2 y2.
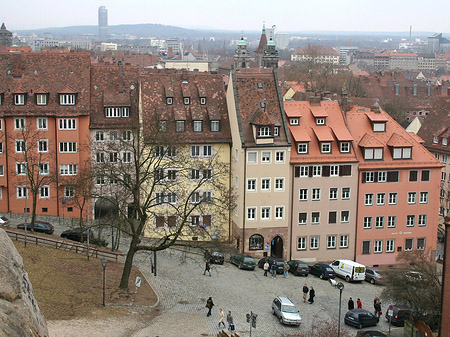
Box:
340 142 350 153
443 138 447 146
184 97 190 105
105 107 130 118
0 93 3 105
257 82 263 89
176 120 185 132
274 127 279 137
290 118 299 126
372 122 386 132
193 120 203 132
260 102 266 108
364 148 383 160
200 97 206 105
433 136 438 144
321 142 331 153
257 126 272 137
36 94 48 106
316 118 325 125
392 147 412 159
166 97 173 105
158 120 167 133
14 94 26 105
298 143 308 154
210 120 220 132
59 94 76 106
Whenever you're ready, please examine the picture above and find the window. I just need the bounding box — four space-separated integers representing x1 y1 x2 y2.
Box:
275 151 285 163
183 97 190 105
312 188 321 200
60 164 78 176
363 217 372 229
327 236 336 249
247 178 256 191
443 154 448 163
96 152 104 163
310 236 319 249
275 178 284 190
191 169 200 180
417 238 425 250
122 152 132 163
274 126 279 137
386 239 395 252
435 153 440 160
340 235 349 248
373 122 385 132
339 142 350 153
0 143 3 153
311 212 320 224
14 118 25 130
261 151 271 163
365 194 374 206
37 140 48 153
158 120 167 132
190 192 200 204
312 166 321 177
247 151 257 163
290 118 299 126
257 82 263 89
202 191 213 203
297 143 308 154
443 138 448 146
298 166 308 177
203 168 212 180
418 214 427 226
59 118 76 130
190 215 200 227
176 121 185 132
374 240 383 253
409 170 418 182
342 187 350 199
405 238 413 251
191 145 200 157
247 207 256 220
0 165 4 176
258 126 271 137
364 148 383 160
421 170 430 181
298 213 307 224
389 192 397 205
376 193 385 205
16 162 26 175
109 152 119 163
387 216 396 228
442 172 447 181
39 186 49 198
393 147 412 159
408 192 416 204
200 97 206 105
59 94 76 105
406 215 415 227
378 171 387 182
341 211 349 223
316 118 325 125
17 186 27 199
193 121 203 132
261 207 271 220
330 165 339 176
37 118 47 130
275 206 284 219
297 237 306 250
419 192 428 204
166 97 173 105
329 188 338 200
15 140 25 153
433 136 439 144
167 169 177 181
95 131 104 141
105 107 130 118
375 216 384 228
261 178 270 191
362 241 370 254
249 234 264 250
364 171 375 182
321 142 331 153
59 142 76 153
328 211 337 224
14 94 25 105
210 120 220 132
96 176 106 185
387 171 399 182
299 189 308 201
203 146 212 157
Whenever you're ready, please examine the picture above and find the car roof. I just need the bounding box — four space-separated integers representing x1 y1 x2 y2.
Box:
277 296 295 305
349 308 371 313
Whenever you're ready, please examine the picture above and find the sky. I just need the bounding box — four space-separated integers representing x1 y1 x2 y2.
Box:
2 0 450 33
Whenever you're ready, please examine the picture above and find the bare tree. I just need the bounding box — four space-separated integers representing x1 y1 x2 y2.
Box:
91 123 233 289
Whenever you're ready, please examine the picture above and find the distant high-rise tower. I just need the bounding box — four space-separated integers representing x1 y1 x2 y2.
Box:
98 6 108 38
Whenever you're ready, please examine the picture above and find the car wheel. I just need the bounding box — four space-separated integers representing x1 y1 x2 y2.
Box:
271 307 275 315
239 263 243 269
358 323 363 329
319 274 324 279
370 278 375 284
345 276 350 282
279 317 283 324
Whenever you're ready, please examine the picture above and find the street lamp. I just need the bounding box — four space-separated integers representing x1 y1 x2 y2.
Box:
101 258 108 306
329 279 344 337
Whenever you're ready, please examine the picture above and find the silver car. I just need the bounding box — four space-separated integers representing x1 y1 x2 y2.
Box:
271 296 301 326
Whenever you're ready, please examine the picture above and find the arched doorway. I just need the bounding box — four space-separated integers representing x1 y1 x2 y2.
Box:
271 236 283 258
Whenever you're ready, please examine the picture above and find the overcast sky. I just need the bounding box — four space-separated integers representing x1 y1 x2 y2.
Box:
2 0 450 33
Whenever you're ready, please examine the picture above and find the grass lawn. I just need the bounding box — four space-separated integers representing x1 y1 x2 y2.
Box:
13 240 158 321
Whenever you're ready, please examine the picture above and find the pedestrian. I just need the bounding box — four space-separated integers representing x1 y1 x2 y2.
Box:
308 286 315 304
206 297 214 317
374 297 382 318
204 260 211 276
283 262 290 278
270 260 277 279
226 311 234 331
348 297 355 310
357 298 362 309
218 308 225 328
302 283 309 303
263 261 270 277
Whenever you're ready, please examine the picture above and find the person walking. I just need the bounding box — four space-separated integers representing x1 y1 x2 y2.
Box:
218 308 225 328
206 297 214 317
374 297 382 318
204 260 211 276
357 298 362 309
348 297 355 310
302 284 309 303
283 262 290 278
226 311 234 331
270 261 277 279
263 261 270 277
308 286 315 304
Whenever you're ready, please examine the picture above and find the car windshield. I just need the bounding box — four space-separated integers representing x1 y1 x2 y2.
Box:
298 263 308 268
0 217 8 221
325 267 334 272
281 305 298 313
244 258 254 263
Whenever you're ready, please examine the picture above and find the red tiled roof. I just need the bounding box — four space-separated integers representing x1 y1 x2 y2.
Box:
386 133 412 147
359 134 385 148
313 127 334 142
310 106 328 118
331 126 353 141
59 85 78 94
366 112 388 122
290 127 311 142
249 108 280 126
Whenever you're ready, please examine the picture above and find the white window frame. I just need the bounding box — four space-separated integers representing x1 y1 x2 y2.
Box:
329 188 338 200
310 236 319 250
261 206 271 220
275 178 284 191
37 118 48 130
376 193 385 205
59 94 76 106
193 120 203 132
38 139 48 153
418 214 427 226
210 120 220 132
247 207 256 220
364 193 374 206
247 151 257 163
60 164 78 176
340 142 350 153
59 118 76 130
95 131 104 141
321 142 331 153
386 239 395 252
312 188 321 201
312 166 322 177
299 166 309 177
297 237 306 250
316 118 325 125
290 118 299 126
374 240 383 253
59 142 77 153
298 143 308 154
64 186 75 198
340 235 349 248
39 162 49 175
14 94 25 105
419 192 428 204
311 212 320 224
16 162 27 175
261 178 271 191
387 216 396 228
389 192 397 205
275 151 285 163
363 216 372 229
275 206 284 220
373 122 385 132
258 126 271 137
330 165 339 176
261 151 271 163
342 187 350 199
375 216 384 228
327 235 337 249
17 186 28 199
408 192 416 204
39 185 50 199
341 211 349 223
247 178 257 192
15 140 25 153
14 118 26 130
406 215 415 227
378 171 387 182
299 189 308 201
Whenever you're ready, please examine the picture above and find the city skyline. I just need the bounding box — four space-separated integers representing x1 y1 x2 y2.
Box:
2 0 450 34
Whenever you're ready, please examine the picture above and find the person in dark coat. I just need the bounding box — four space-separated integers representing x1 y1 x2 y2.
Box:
206 297 214 316
226 311 234 331
270 261 277 279
374 297 382 317
204 260 211 276
302 284 309 303
308 286 315 304
348 297 355 310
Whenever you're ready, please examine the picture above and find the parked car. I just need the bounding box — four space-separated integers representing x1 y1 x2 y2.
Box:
0 216 10 226
356 331 387 337
257 256 285 274
365 269 383 285
287 260 310 276
404 270 424 281
60 228 93 242
309 263 336 280
271 296 301 326
345 309 379 329
330 260 366 282
209 251 224 265
230 254 256 270
385 304 416 327
17 221 54 234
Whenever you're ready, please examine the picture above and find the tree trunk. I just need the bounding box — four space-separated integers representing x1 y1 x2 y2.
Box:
119 234 139 290
30 194 38 231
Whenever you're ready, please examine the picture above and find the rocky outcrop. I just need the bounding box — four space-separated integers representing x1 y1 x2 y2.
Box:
0 228 48 336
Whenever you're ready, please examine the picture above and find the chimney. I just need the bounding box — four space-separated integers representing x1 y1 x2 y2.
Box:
371 104 380 113
118 60 124 93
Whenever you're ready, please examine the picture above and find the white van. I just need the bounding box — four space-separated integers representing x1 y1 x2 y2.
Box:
330 260 366 282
